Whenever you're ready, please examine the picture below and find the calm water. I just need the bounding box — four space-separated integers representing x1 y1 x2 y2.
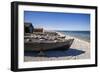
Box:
58 31 90 42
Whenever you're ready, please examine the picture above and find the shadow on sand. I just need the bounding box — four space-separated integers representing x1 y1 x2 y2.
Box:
24 48 85 57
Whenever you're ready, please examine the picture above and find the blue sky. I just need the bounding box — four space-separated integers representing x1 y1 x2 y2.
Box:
24 11 90 31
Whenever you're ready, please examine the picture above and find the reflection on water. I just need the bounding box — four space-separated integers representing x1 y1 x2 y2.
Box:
24 48 85 57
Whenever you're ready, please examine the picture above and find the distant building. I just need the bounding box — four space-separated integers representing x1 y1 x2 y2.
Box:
33 28 43 32
24 22 44 33
24 23 34 33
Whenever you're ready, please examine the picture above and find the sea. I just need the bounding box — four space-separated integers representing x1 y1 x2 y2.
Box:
57 31 90 43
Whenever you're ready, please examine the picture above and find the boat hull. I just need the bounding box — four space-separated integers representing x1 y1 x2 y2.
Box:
24 39 74 51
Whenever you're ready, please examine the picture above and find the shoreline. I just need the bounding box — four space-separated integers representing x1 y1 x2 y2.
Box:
57 31 90 43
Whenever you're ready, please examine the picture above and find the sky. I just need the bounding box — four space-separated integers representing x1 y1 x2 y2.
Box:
24 11 90 31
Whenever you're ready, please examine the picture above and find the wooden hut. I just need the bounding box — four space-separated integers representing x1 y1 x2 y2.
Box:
24 22 34 33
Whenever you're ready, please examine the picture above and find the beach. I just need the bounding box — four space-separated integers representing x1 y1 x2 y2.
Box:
24 34 90 62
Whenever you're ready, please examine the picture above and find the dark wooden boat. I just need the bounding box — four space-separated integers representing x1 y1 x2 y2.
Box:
24 32 74 51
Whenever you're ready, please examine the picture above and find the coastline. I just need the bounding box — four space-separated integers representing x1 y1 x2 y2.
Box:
24 32 90 62
59 32 90 59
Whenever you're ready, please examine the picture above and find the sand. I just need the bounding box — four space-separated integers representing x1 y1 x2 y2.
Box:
24 35 90 62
